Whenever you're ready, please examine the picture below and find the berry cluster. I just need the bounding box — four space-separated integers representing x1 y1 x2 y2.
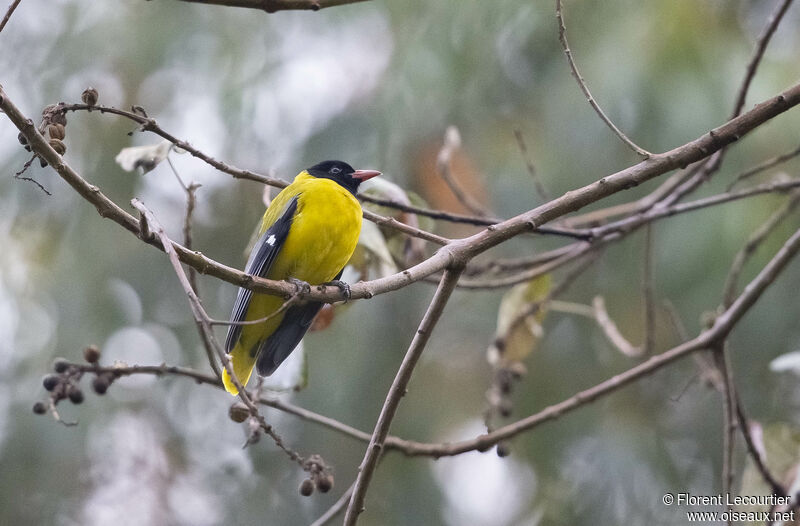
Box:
483 362 527 457
299 454 334 497
32 345 116 418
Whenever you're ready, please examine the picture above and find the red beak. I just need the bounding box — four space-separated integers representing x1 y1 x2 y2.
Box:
352 169 381 181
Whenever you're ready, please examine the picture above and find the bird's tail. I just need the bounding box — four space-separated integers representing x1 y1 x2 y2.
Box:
222 342 256 395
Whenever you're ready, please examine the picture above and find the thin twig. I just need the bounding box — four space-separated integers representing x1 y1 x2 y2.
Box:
592 296 641 357
309 481 356 526
377 224 800 457
562 164 703 227
514 129 550 201
435 126 489 217
663 299 724 391
463 244 577 277
174 0 370 12
733 390 786 495
555 0 651 158
0 0 21 34
642 224 656 354
56 102 451 245
344 267 463 525
165 154 219 376
131 199 307 466
456 242 593 289
726 143 800 191
495 251 601 353
548 300 596 318
721 189 800 307
13 154 51 195
714 346 736 520
652 0 795 206
210 295 302 327
5 81 800 303
730 0 795 119
590 178 800 239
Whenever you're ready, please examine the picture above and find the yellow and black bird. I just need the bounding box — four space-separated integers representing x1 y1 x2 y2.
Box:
222 160 381 394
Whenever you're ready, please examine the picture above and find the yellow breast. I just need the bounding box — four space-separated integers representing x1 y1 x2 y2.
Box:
267 176 362 284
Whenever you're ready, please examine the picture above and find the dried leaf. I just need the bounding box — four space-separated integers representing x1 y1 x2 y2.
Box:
739 422 800 515
488 274 552 367
309 304 335 332
361 177 432 265
349 220 397 280
770 351 800 374
115 139 172 174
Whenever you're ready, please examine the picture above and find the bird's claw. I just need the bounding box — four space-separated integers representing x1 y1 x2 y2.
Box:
288 277 311 295
323 279 351 302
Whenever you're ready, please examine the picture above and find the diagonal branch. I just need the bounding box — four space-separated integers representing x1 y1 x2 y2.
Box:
0 0 21 34
174 0 369 12
386 224 800 457
721 189 800 307
730 0 795 119
343 267 463 525
555 0 651 158
131 198 308 466
5 81 800 303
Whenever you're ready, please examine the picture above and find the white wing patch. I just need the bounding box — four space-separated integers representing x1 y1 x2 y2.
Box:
266 234 277 246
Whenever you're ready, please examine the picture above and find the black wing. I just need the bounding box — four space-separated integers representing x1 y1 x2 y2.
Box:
224 197 299 353
255 269 342 376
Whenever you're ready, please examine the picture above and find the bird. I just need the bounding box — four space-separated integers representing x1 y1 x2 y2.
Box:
222 160 381 395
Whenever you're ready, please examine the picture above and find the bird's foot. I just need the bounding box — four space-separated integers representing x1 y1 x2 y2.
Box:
322 279 351 302
287 277 311 296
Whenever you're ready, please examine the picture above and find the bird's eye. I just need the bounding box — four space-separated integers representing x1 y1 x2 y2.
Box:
330 167 341 175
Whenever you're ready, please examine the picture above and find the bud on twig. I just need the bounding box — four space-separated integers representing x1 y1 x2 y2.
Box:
81 87 98 107
83 345 100 364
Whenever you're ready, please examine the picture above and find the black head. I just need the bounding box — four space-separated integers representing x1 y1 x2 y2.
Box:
306 160 381 195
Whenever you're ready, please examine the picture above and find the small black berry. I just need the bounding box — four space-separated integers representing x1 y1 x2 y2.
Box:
68 388 84 404
316 474 333 493
53 358 70 373
92 376 109 395
299 478 314 497
42 374 60 392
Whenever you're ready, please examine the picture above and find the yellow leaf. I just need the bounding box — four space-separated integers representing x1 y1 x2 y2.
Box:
489 274 552 367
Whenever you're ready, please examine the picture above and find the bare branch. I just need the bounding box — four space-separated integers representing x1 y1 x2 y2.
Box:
0 0 21 34
387 224 800 457
642 224 656 354
5 81 800 304
435 126 490 217
714 346 736 512
309 482 355 526
513 129 550 202
344 267 463 525
174 0 369 12
733 390 786 495
555 0 651 158
592 296 641 357
730 0 795 119
13 153 51 195
590 178 800 239
726 143 800 191
722 190 800 307
131 198 309 466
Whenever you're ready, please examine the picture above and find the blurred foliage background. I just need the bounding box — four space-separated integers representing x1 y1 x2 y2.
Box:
2 0 800 524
